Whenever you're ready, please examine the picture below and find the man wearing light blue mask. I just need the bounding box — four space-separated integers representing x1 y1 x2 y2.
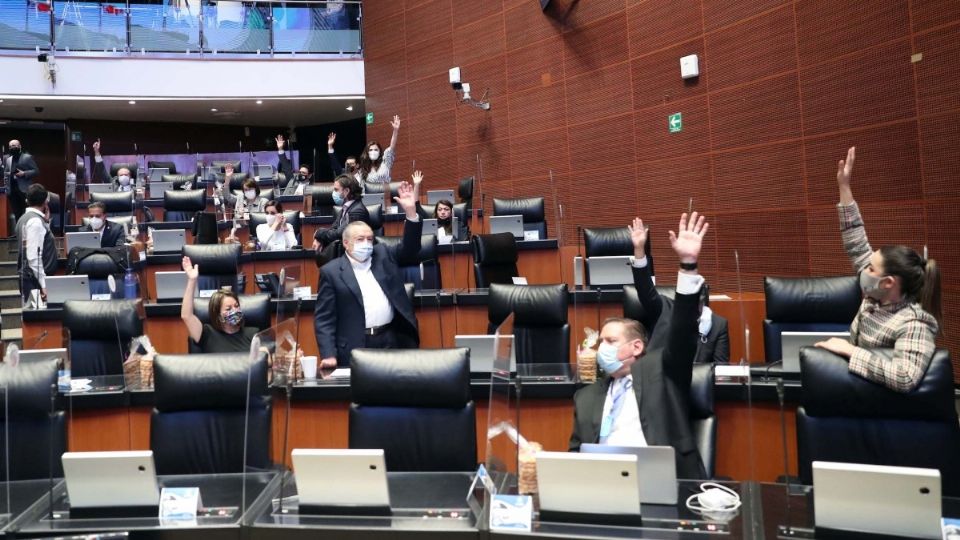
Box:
312 174 370 252
313 180 422 369
570 212 710 481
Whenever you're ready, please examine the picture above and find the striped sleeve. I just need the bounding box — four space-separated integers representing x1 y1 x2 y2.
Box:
838 201 872 274
848 316 937 393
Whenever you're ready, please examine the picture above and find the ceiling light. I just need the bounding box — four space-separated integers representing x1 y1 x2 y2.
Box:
346 105 353 111
210 108 218 112
256 100 263 105
128 100 136 105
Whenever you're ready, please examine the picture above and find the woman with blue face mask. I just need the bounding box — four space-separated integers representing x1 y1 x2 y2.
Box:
814 147 942 393
312 174 370 254
180 256 259 353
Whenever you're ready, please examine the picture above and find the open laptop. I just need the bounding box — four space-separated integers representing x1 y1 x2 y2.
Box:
65 231 102 252
813 461 942 539
490 215 524 239
155 271 199 301
781 331 850 373
361 193 387 207
151 229 186 253
580 444 678 505
426 189 455 204
45 275 90 305
256 164 274 179
536 452 641 524
586 256 634 287
88 183 114 194
455 335 517 374
422 217 460 241
62 451 160 512
17 347 67 364
292 449 391 512
148 167 169 183
149 181 174 198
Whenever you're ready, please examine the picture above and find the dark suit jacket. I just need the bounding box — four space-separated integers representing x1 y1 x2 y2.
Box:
79 221 126 248
278 153 294 182
91 160 136 192
314 200 370 246
569 271 707 480
314 217 422 366
632 262 730 364
4 152 39 192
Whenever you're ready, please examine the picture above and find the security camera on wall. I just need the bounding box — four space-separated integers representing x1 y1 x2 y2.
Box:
449 66 490 111
449 67 462 90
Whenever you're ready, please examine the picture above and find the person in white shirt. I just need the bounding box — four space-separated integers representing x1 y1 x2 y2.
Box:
255 199 297 251
569 212 710 480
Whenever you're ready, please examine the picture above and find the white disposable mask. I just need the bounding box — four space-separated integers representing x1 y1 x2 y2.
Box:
67 173 77 182
352 241 373 262
244 190 257 200
266 214 277 226
89 217 105 231
118 175 131 185
368 149 380 161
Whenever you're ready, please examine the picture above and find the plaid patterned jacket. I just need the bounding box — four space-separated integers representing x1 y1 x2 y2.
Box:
838 202 938 393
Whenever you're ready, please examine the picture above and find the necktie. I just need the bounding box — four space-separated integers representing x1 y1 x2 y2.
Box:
599 377 633 443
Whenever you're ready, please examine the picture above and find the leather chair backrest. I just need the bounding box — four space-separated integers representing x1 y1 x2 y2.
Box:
248 211 302 241
493 196 546 238
689 363 716 479
188 293 271 353
90 191 134 214
151 351 270 475
164 189 207 222
64 299 143 377
763 276 860 363
471 233 518 288
375 235 441 289
0 360 66 480
148 160 177 174
453 202 470 238
487 283 569 363
366 204 384 236
622 284 682 334
74 248 126 279
796 347 960 495
308 183 335 216
211 160 241 173
110 162 139 178
182 243 242 292
363 181 401 197
458 176 474 204
582 226 652 285
161 174 196 190
349 348 476 472
48 192 62 236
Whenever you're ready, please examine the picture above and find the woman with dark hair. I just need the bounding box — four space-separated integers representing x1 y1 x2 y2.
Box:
815 147 942 393
256 199 297 251
180 256 259 353
358 115 400 184
235 178 267 218
311 174 370 250
411 170 456 241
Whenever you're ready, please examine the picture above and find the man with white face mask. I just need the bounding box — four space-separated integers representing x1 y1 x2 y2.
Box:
569 211 710 481
91 139 136 192
79 201 125 247
313 181 422 369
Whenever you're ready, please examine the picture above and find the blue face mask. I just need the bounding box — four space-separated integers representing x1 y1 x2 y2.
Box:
332 190 344 205
351 241 373 262
597 342 624 374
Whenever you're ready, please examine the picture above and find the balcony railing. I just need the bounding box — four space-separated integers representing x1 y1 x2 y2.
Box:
0 0 361 55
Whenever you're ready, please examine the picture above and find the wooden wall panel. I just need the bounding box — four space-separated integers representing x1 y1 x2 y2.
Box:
362 0 960 376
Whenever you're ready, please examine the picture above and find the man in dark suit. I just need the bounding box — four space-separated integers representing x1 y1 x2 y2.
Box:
78 201 125 247
311 174 369 250
314 181 421 368
569 212 709 480
627 218 729 364
91 140 136 192
4 139 40 221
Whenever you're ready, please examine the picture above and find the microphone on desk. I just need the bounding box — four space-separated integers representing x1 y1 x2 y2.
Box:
48 382 57 519
277 357 294 514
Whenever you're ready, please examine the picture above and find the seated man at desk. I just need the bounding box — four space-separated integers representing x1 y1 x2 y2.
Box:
256 199 298 251
91 140 136 192
569 212 710 481
311 174 368 251
79 201 125 247
628 217 729 364
313 181 421 369
282 164 312 196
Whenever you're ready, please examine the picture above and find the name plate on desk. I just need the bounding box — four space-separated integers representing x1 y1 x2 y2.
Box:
293 286 312 300
159 487 202 522
511 277 528 285
91 293 112 301
199 289 216 298
523 231 540 241
490 494 533 532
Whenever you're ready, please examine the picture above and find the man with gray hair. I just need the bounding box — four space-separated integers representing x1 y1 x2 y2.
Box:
313 181 422 368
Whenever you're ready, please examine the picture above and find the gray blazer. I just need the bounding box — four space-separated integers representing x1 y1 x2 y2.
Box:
4 152 39 192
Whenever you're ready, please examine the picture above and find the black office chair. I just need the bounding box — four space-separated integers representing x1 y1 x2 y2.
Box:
48 192 63 236
211 160 242 173
689 363 717 479
147 160 177 174
308 183 335 216
182 243 243 292
458 176 474 212
63 299 143 377
226 173 251 192
471 232 518 288
796 347 960 496
376 234 441 290
109 162 139 178
363 181 401 198
90 191 134 216
349 348 476 472
493 196 546 239
161 174 197 190
248 211 302 245
763 276 860 363
151 351 271 475
0 359 67 480
72 246 131 298
164 188 206 222
583 226 652 285
366 204 384 236
487 283 569 364
188 293 271 353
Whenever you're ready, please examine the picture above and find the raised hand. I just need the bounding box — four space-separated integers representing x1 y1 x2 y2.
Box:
668 212 708 264
93 139 101 155
182 256 199 280
327 132 336 147
275 134 285 150
837 146 855 187
390 115 401 130
627 217 647 258
411 170 423 185
394 181 417 218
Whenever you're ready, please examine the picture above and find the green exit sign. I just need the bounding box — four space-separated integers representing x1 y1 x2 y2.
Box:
668 112 682 133
366 112 374 125
70 131 82 142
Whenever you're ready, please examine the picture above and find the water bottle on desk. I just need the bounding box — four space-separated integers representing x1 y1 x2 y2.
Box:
124 266 137 299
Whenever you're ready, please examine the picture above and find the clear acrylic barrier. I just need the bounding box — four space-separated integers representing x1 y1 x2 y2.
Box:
485 313 518 497
129 1 202 53
201 2 270 54
0 1 51 50
54 1 126 53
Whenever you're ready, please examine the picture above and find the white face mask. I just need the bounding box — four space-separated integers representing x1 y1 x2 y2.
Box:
67 173 77 182
244 190 257 200
89 217 105 231
118 175 131 185
351 240 373 262
368 149 380 161
266 214 277 226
